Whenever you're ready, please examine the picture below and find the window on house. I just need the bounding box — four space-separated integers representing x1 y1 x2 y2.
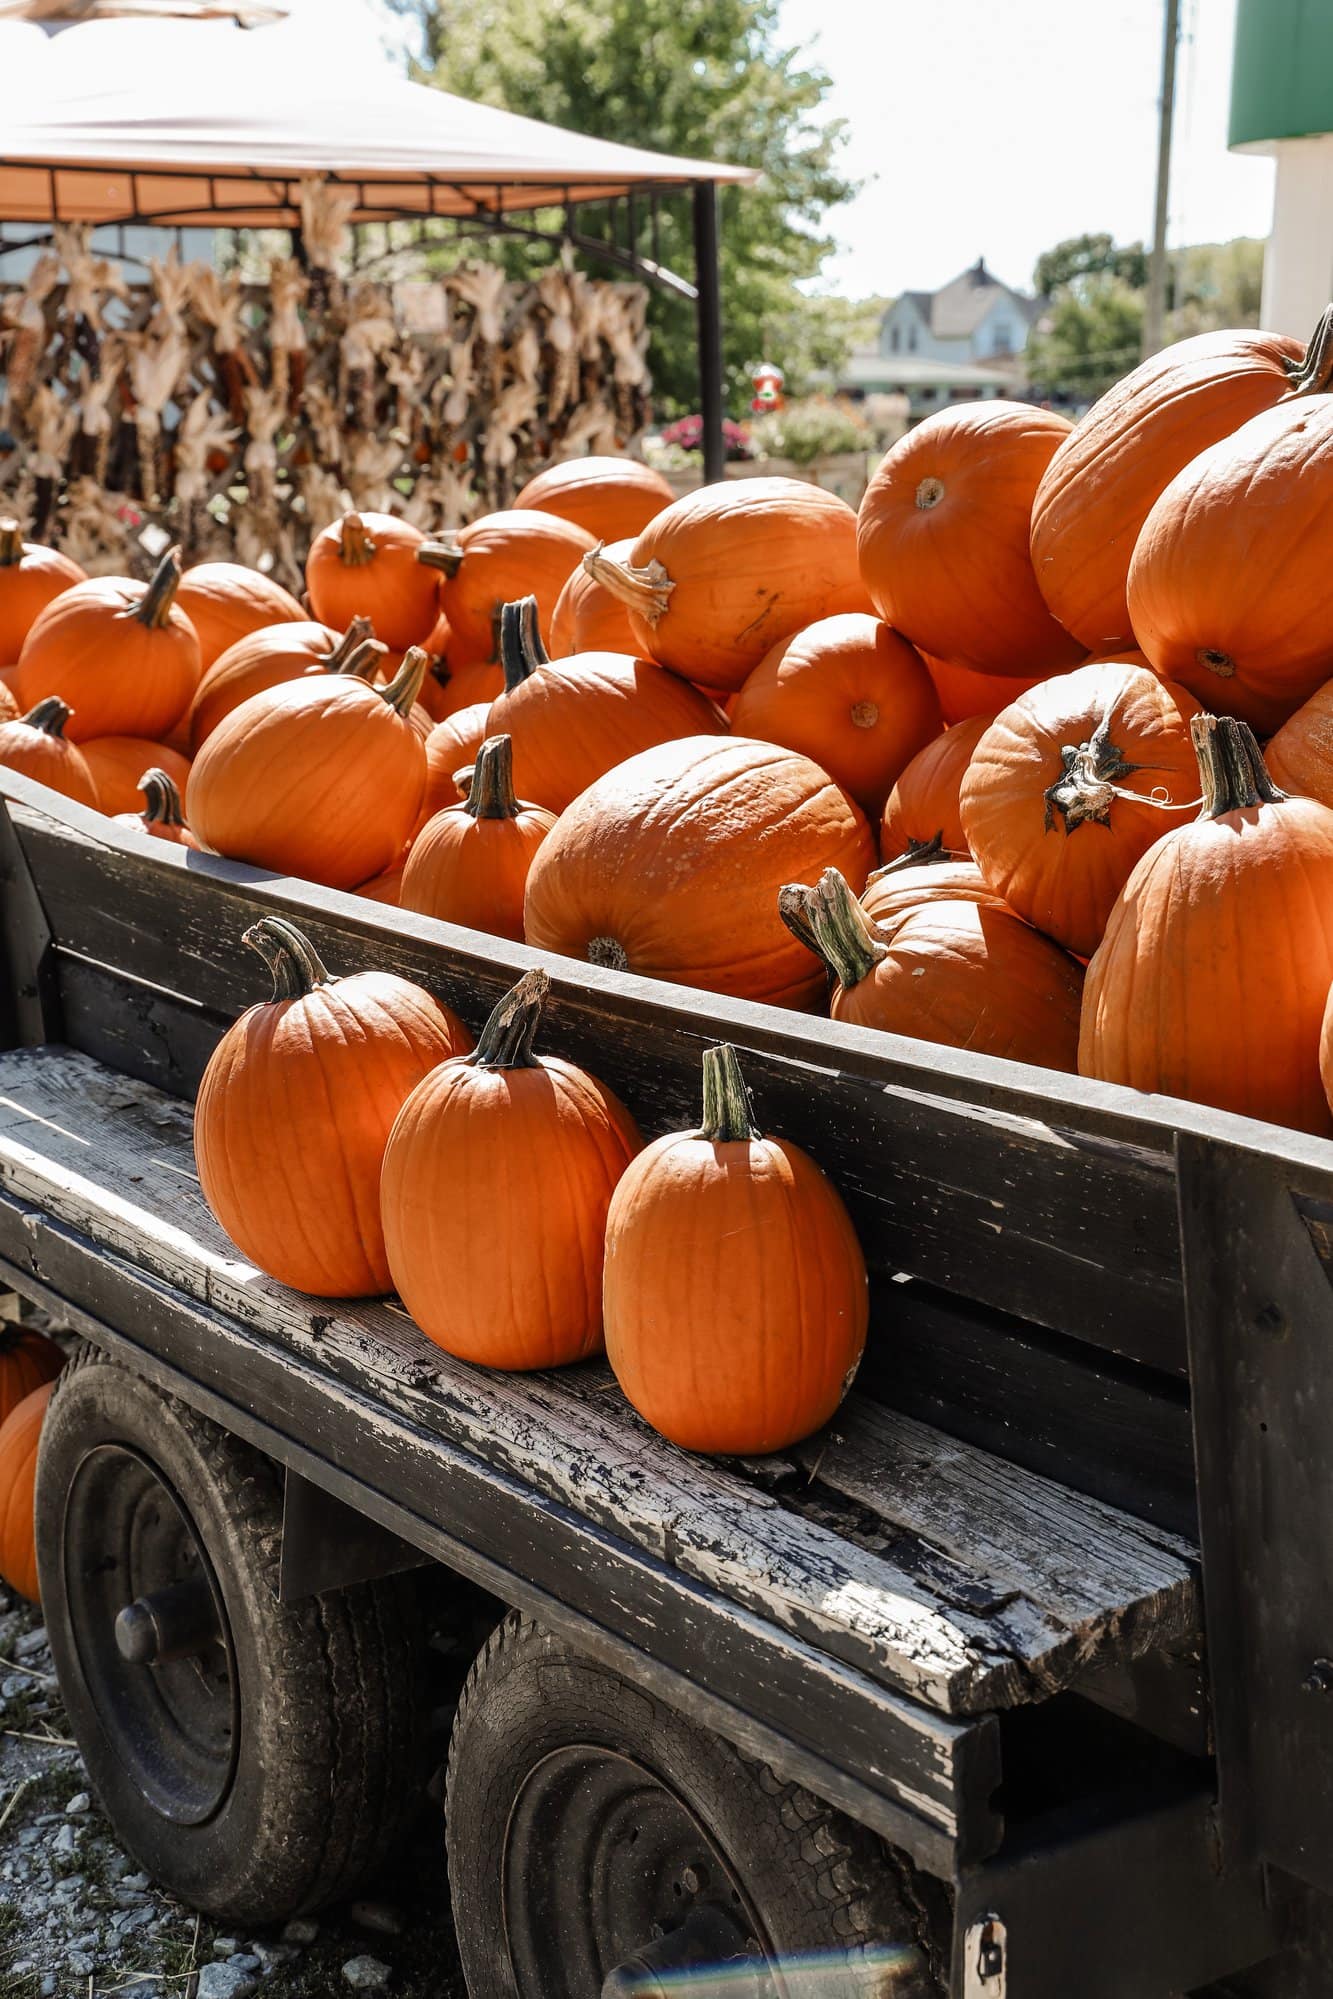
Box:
991 321 1014 354
890 326 900 352
908 325 918 352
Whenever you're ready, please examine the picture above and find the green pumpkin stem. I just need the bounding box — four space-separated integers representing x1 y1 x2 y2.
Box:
379 646 428 716
137 767 187 828
778 868 887 992
341 636 389 681
338 513 376 567
0 519 22 567
416 534 463 579
243 917 333 1001
1193 713 1286 818
499 595 550 693
21 696 73 739
699 1043 761 1143
462 735 522 820
134 546 183 630
471 968 548 1069
864 833 949 887
1285 305 1333 397
325 615 376 670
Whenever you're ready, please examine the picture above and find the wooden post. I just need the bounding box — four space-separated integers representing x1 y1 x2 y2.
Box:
693 181 725 484
1143 0 1181 359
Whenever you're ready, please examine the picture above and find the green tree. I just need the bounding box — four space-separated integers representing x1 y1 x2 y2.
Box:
385 0 856 416
1026 276 1145 403
1033 233 1148 300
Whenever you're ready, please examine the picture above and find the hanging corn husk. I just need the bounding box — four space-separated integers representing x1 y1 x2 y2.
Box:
26 384 79 537
61 475 135 575
299 174 358 313
267 256 308 409
192 268 256 423
53 222 130 369
0 252 61 418
341 281 398 432
76 334 126 487
174 388 238 556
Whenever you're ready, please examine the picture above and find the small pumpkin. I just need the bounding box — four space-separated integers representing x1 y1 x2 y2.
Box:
1081 715 1333 1133
1266 678 1333 806
194 918 471 1296
523 735 875 1008
401 734 556 942
16 545 202 742
81 735 193 816
513 455 675 543
430 657 505 721
780 867 1084 1072
186 617 377 751
604 1042 867 1456
0 519 85 662
176 560 305 669
435 511 597 663
880 714 990 856
381 968 643 1369
305 512 454 651
0 1326 64 1428
418 702 493 829
583 478 869 693
188 649 428 890
923 653 1043 726
488 596 726 814
114 767 199 848
0 698 99 806
860 838 1009 930
0 1381 55 1603
550 535 639 656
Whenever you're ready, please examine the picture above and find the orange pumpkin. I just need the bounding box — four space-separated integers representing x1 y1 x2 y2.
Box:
354 861 408 906
186 619 377 752
488 595 727 814
0 681 18 723
781 867 1084 1072
381 969 642 1369
1319 981 1333 1122
194 917 471 1295
1266 678 1333 805
401 734 556 941
513 456 675 542
16 546 201 742
428 657 505 720
856 401 1085 678
81 735 193 815
305 511 453 651
1127 394 1333 734
0 1381 54 1602
176 561 305 669
860 840 1009 930
604 1042 867 1455
0 1326 63 1428
418 702 492 831
730 613 941 818
0 520 84 662
0 698 99 806
1031 318 1324 653
923 653 1043 726
959 663 1204 956
880 714 989 856
523 735 875 1008
584 480 869 695
550 536 639 656
114 767 200 848
1081 715 1333 1133
437 511 597 663
188 650 428 890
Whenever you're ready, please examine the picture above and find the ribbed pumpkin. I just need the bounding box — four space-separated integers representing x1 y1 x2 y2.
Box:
730 613 941 818
1031 316 1325 653
0 519 84 661
604 1042 867 1455
176 561 305 669
381 969 643 1369
959 663 1204 956
0 1326 63 1428
0 698 98 806
430 657 505 721
861 839 1009 930
513 456 675 542
524 735 875 1008
923 653 1043 726
880 714 989 856
81 735 193 815
488 596 726 815
16 546 201 742
856 402 1085 677
188 650 428 889
186 618 376 751
781 867 1084 1071
436 511 597 663
354 861 408 906
0 1381 54 1603
305 511 453 651
550 535 639 656
401 734 556 942
1127 394 1333 734
418 702 492 830
195 918 471 1295
583 479 869 694
1081 715 1333 1133
1266 678 1333 805
114 767 199 848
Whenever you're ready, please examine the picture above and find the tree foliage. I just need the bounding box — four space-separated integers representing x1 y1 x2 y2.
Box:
1033 233 1148 300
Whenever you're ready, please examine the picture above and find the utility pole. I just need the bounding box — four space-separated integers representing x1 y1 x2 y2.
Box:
1143 0 1181 359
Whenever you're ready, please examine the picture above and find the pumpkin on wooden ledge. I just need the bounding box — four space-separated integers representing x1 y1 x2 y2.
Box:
81 735 193 816
0 1325 64 1428
113 768 199 849
0 1380 56 1603
0 518 84 663
0 698 99 808
400 734 556 942
194 917 471 1297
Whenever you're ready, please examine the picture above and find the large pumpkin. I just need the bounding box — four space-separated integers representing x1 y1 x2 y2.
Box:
194 917 471 1295
959 662 1203 956
81 734 193 815
1266 678 1333 805
488 595 726 814
861 840 1009 930
550 535 639 657
0 698 99 806
513 456 675 543
381 968 643 1369
1030 318 1323 653
523 735 875 1008
856 402 1085 677
583 479 869 694
781 867 1084 1071
176 560 305 670
401 734 556 942
1080 715 1333 1133
186 618 378 751
0 1381 55 1602
1127 394 1333 734
0 519 84 661
436 511 596 663
114 767 199 848
16 546 201 742
188 650 428 889
305 512 452 651
880 714 989 856
0 1326 63 1428
604 1042 867 1455
923 653 1043 726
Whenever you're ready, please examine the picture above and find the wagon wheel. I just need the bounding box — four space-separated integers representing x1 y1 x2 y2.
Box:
445 1613 946 1999
34 1351 425 1926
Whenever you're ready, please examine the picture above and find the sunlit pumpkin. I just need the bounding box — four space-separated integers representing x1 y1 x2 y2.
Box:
0 1381 54 1603
0 1326 63 1428
430 657 505 720
81 735 193 816
0 698 99 806
880 714 989 856
16 546 201 742
113 767 199 848
436 511 597 663
550 536 639 656
860 839 1010 930
305 511 453 651
513 456 675 542
186 618 377 751
922 653 1043 726
176 560 305 669
401 734 556 942
418 702 492 830
0 519 84 662
1266 677 1333 806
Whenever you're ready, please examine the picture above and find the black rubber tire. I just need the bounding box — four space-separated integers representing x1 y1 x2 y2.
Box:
445 1612 945 1999
35 1350 425 1925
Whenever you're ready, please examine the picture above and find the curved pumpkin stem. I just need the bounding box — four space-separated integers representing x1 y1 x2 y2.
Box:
137 767 188 828
699 1043 761 1144
338 513 377 567
21 696 74 739
461 735 522 821
1285 305 1333 397
779 868 887 992
379 646 429 716
132 545 184 631
243 917 333 1001
0 520 22 567
1193 713 1286 817
324 615 376 670
417 534 464 579
341 636 390 681
582 543 675 629
864 834 952 887
471 967 548 1069
498 595 550 693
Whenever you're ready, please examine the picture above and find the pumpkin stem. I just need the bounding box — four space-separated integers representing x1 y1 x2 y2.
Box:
471 968 548 1069
778 868 887 991
137 767 187 827
342 636 389 681
462 735 522 821
498 595 550 692
243 917 333 1000
1042 683 1156 833
1194 712 1286 817
417 535 463 579
864 834 950 886
582 542 675 629
325 615 376 670
379 646 428 716
134 545 183 630
1285 305 1333 396
0 519 22 567
21 696 74 739
699 1043 761 1144
338 513 376 566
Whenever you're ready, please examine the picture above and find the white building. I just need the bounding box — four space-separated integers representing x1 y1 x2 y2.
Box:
838 259 1042 421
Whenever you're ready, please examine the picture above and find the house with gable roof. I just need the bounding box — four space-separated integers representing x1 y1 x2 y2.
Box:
838 258 1046 420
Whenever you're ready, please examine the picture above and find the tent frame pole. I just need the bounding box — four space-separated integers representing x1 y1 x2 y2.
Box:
692 180 724 483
